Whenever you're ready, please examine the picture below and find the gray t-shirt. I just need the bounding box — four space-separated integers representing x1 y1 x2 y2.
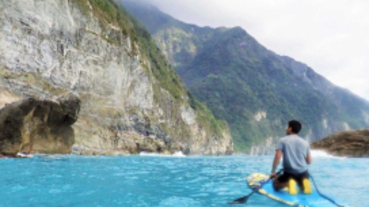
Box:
277 135 311 174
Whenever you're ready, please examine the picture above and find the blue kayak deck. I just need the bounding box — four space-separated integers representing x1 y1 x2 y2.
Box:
246 173 351 207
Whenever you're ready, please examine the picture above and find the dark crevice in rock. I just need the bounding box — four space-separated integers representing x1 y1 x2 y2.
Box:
0 93 80 158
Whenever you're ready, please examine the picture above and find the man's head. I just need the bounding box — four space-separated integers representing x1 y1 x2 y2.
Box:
286 120 302 135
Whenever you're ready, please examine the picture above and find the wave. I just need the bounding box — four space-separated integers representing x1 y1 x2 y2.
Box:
311 150 345 159
32 154 77 159
139 151 186 157
16 152 34 158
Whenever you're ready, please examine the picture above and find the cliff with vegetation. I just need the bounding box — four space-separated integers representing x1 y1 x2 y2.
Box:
122 0 369 153
0 0 233 156
311 130 369 157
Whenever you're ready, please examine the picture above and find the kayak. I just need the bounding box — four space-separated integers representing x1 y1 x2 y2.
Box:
246 173 353 207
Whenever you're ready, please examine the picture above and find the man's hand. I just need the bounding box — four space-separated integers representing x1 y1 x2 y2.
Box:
270 173 277 179
306 153 312 164
271 150 282 177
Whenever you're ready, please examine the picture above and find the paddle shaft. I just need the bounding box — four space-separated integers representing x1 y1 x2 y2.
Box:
228 182 265 205
228 170 282 205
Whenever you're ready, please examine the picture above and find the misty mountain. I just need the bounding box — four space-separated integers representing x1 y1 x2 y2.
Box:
121 0 369 152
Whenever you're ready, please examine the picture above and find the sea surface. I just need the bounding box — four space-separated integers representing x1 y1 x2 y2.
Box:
0 151 368 207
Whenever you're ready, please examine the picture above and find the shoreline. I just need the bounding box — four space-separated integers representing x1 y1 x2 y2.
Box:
1 149 357 159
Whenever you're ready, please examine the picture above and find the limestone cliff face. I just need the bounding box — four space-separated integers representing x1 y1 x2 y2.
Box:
0 93 80 157
311 129 369 157
0 0 233 155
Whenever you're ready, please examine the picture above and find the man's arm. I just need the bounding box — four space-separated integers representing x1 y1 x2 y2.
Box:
306 153 312 164
271 150 282 177
306 146 312 164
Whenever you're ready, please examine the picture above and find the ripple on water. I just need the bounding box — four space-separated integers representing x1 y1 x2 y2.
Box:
158 197 202 207
0 155 367 207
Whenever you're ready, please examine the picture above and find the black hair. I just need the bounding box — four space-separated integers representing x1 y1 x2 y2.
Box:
288 120 302 134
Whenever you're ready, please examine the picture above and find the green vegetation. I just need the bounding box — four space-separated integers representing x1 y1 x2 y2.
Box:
73 0 228 138
124 1 369 152
74 0 185 101
75 0 133 35
188 92 228 137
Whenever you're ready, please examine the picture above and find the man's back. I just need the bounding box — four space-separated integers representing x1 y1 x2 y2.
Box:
277 135 310 174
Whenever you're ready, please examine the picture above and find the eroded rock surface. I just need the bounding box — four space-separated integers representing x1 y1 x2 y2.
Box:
0 93 80 157
311 130 369 157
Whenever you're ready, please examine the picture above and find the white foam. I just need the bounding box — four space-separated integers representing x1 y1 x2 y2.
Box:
33 154 71 159
16 152 33 158
311 150 345 159
139 151 186 157
172 151 186 157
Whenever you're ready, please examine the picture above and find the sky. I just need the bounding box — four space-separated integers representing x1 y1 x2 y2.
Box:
139 0 369 101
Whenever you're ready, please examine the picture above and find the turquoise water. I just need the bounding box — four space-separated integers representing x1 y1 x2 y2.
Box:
0 153 368 207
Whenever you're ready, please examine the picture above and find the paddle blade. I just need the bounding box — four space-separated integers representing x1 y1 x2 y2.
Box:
228 192 254 205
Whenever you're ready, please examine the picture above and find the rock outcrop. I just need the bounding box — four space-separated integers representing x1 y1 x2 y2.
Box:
311 130 369 157
0 93 80 157
0 0 233 155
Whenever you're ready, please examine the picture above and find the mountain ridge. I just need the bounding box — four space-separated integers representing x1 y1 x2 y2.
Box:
121 0 369 153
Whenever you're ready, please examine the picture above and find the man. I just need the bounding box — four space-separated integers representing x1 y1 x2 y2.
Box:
270 120 312 193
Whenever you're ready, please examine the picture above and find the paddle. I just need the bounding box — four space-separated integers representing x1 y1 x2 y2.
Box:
228 170 282 205
227 191 256 205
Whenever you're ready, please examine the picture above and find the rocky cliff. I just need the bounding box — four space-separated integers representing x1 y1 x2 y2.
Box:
0 0 233 155
311 130 369 157
122 1 369 153
0 94 80 157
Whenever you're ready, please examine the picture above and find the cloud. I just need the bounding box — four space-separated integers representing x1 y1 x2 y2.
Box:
129 0 369 101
